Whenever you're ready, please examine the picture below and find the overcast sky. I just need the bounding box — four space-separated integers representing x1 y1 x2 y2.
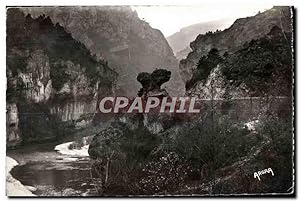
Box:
132 5 273 37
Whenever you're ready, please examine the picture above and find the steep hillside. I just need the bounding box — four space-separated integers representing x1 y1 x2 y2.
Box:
21 6 184 96
180 6 292 83
167 19 234 59
176 7 294 193
185 26 292 99
6 8 117 147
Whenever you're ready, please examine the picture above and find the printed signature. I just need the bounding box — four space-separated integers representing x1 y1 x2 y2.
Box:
254 168 274 181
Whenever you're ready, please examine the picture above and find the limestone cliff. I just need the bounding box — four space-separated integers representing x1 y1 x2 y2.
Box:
180 6 293 101
180 6 292 83
6 8 117 146
21 6 184 96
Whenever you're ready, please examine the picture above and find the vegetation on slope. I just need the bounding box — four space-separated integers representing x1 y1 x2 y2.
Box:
7 8 116 93
186 26 292 97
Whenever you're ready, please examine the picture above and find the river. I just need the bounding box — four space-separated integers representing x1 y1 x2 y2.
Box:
7 142 98 196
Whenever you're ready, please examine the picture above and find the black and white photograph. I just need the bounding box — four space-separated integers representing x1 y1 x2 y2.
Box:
4 1 296 198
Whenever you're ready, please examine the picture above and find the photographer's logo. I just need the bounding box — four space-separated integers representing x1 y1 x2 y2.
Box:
254 168 274 181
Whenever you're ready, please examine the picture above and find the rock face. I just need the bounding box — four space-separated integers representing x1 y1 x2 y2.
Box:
86 8 293 193
17 50 52 103
179 6 292 84
186 65 227 99
6 8 117 146
185 26 292 100
136 69 173 134
21 6 184 96
136 69 171 97
89 68 180 159
6 103 20 147
167 19 234 60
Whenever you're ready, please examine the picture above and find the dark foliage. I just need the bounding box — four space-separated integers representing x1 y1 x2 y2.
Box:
186 48 223 90
6 8 115 93
222 26 292 96
186 26 292 97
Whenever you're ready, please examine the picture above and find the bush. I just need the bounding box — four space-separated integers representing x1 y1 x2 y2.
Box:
88 111 293 195
161 113 255 181
255 115 293 193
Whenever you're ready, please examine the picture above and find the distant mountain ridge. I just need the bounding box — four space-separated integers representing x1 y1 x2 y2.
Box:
179 6 292 83
180 6 293 100
167 19 234 59
22 6 185 96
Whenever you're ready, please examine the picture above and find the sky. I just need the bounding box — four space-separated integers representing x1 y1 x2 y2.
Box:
132 5 273 37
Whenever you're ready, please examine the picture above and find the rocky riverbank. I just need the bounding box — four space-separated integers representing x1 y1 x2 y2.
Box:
6 156 36 196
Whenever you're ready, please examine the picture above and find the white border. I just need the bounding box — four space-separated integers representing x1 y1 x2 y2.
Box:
0 0 298 201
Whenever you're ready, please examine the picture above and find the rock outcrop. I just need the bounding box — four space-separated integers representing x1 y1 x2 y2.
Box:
88 68 181 161
6 8 117 146
185 26 292 100
6 103 20 147
136 69 173 134
179 6 293 102
21 6 184 96
179 6 292 83
137 69 171 97
6 157 36 196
